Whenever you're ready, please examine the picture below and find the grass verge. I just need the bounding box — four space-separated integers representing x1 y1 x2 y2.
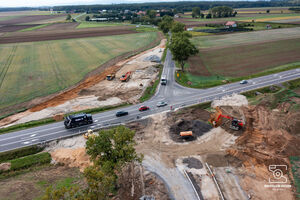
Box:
19 24 50 32
0 103 130 135
175 62 300 89
0 108 27 121
0 145 44 163
0 152 51 178
139 65 163 102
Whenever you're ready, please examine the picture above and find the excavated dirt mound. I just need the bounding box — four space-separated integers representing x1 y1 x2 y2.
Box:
169 119 212 142
227 104 300 171
51 148 92 172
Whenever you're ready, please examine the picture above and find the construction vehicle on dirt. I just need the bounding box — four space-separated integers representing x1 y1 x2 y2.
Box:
120 71 131 82
209 106 244 130
106 74 115 81
180 131 193 139
84 129 97 139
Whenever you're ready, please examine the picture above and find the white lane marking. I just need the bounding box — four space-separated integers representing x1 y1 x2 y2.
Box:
23 141 30 144
30 134 36 137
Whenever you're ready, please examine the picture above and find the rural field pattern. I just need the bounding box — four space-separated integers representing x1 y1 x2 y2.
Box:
0 32 158 109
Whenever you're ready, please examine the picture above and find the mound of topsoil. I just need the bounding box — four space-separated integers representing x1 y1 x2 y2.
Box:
169 119 212 142
227 104 300 171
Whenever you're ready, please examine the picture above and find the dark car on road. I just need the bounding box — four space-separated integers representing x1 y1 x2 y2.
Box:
64 113 93 129
139 106 150 111
240 80 248 84
116 110 129 117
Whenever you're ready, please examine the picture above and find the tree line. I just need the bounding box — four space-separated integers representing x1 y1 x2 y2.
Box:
51 1 295 13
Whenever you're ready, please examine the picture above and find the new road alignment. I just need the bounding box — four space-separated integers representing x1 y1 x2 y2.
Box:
0 49 299 153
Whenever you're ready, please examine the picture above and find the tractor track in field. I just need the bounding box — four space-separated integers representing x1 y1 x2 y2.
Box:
47 43 66 90
0 45 17 91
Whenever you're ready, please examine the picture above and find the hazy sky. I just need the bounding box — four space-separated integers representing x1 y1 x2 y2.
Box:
0 0 230 8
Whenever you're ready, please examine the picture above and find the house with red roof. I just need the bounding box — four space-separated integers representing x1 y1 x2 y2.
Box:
225 21 237 28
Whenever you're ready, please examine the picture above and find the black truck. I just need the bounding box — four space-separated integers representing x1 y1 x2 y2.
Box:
64 113 93 129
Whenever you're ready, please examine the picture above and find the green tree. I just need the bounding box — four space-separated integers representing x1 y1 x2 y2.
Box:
266 9 270 13
146 9 156 19
85 15 90 21
66 14 72 20
192 7 201 18
158 15 174 34
171 21 185 33
169 32 198 72
42 186 84 200
210 6 234 18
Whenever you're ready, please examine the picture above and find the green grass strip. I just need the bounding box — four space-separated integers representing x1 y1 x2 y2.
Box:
0 152 51 174
290 156 300 199
139 65 163 102
19 24 50 32
0 145 44 163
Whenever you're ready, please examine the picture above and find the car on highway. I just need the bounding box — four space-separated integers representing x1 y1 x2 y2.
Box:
157 101 168 107
240 80 248 84
161 76 167 85
116 110 129 117
139 105 150 111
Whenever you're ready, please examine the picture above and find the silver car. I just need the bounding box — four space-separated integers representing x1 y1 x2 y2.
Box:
157 101 168 107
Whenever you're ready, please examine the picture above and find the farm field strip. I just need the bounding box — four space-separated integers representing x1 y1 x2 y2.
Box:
0 32 158 109
191 27 300 49
189 38 300 78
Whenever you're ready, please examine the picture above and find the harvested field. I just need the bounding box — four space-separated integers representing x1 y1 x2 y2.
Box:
37 22 79 31
0 26 137 44
189 38 300 77
0 32 159 111
0 15 65 25
0 24 39 32
191 27 300 49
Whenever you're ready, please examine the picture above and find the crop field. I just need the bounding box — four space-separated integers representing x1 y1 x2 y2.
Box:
77 22 131 29
190 27 300 49
0 32 158 109
188 38 300 77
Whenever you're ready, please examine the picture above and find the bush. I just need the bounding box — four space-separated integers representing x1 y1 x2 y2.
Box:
284 78 300 90
0 145 44 163
1 152 51 174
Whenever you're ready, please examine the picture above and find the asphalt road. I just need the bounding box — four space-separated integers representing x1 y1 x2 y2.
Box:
0 50 299 152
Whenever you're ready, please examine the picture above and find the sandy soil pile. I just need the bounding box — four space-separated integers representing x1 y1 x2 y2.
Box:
51 148 92 172
211 93 248 108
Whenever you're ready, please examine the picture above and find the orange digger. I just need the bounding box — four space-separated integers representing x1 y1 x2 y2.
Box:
208 106 244 130
120 71 131 82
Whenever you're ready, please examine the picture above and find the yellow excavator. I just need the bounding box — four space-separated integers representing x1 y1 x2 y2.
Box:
208 106 244 130
83 129 97 139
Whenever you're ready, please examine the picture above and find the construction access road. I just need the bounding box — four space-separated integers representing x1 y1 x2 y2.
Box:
0 50 299 153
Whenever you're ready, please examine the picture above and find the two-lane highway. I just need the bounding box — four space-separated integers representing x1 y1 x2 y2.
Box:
0 49 299 152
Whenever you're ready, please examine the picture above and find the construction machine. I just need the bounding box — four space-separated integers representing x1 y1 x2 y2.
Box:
180 131 193 139
120 71 131 82
106 74 115 81
84 129 96 139
208 107 244 130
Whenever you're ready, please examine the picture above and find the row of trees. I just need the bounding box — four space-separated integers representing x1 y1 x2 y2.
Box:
52 1 295 13
42 126 142 200
192 6 237 19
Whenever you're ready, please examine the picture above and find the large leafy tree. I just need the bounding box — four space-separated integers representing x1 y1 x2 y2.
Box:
42 126 142 200
192 7 201 18
169 32 198 72
171 21 185 33
158 15 174 33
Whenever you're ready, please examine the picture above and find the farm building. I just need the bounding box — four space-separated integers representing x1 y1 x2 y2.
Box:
225 21 237 28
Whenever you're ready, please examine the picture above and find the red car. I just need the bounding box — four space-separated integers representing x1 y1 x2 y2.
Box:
139 106 149 111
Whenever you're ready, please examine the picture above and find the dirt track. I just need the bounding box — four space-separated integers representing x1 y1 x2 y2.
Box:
0 26 137 44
